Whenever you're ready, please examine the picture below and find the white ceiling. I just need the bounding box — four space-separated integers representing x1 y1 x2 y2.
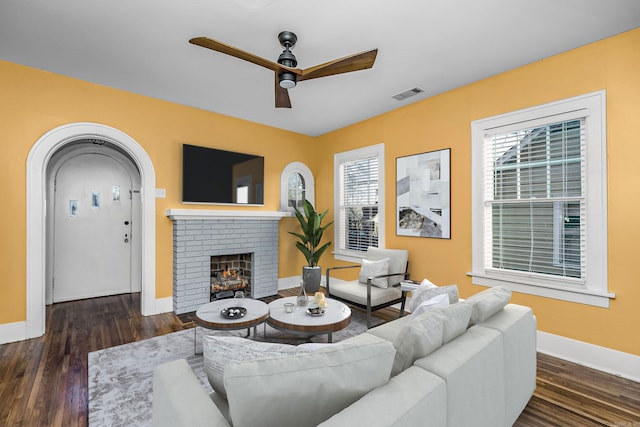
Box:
2 0 639 136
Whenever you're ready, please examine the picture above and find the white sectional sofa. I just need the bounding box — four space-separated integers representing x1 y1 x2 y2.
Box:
153 286 537 427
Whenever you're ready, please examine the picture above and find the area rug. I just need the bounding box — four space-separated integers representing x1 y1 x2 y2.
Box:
88 310 385 427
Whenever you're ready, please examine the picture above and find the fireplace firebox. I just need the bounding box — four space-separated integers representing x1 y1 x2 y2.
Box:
210 253 251 299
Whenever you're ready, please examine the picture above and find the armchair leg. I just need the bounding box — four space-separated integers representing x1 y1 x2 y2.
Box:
366 306 372 329
399 290 407 318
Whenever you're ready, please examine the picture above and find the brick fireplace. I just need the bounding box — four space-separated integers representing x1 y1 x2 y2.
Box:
167 209 290 314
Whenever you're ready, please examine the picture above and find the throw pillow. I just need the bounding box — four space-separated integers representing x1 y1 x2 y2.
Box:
224 338 396 427
435 301 473 343
358 258 390 289
202 335 305 400
391 311 444 376
365 247 409 287
410 293 449 318
420 277 438 288
408 283 459 312
465 286 512 325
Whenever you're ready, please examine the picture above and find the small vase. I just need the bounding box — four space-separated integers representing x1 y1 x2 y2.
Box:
296 282 308 306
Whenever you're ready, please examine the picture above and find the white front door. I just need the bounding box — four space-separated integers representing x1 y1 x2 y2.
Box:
53 153 133 302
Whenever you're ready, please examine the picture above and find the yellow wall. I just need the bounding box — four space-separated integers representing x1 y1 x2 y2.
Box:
0 60 314 324
2 28 639 357
315 28 640 356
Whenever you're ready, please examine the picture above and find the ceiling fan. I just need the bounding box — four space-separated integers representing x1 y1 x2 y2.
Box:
189 31 378 108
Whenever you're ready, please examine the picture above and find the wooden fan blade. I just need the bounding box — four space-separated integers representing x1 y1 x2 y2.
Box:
299 49 378 81
190 37 301 74
274 74 292 108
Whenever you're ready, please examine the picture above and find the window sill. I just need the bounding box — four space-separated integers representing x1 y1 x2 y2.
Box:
467 271 615 308
332 251 365 264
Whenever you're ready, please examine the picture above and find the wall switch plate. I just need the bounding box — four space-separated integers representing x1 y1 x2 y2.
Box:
155 188 166 198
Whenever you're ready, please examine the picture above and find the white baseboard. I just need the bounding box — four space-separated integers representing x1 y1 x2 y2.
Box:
278 275 330 290
278 276 301 290
537 330 640 382
0 321 27 344
155 297 173 314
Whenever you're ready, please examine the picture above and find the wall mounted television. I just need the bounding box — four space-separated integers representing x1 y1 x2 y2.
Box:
182 144 264 205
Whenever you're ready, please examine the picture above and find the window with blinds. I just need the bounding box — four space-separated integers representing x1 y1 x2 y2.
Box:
486 119 585 280
334 144 385 259
470 91 611 307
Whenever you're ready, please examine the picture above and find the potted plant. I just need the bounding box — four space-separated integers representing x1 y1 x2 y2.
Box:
288 199 333 293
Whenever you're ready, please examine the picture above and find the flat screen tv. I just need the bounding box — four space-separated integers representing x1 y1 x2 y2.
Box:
182 144 264 205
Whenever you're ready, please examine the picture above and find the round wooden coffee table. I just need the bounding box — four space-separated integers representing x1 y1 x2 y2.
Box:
194 298 269 354
266 296 351 342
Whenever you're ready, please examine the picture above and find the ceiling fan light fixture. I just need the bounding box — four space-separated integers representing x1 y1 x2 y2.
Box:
279 72 297 89
190 31 377 108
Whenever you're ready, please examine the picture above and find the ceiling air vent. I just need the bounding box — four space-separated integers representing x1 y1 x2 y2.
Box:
392 87 424 101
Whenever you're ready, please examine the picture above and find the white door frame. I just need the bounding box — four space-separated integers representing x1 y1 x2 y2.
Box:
26 122 157 338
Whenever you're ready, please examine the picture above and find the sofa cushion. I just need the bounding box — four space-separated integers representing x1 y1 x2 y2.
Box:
202 335 304 399
436 301 472 343
465 286 512 325
358 257 390 288
477 304 537 425
367 315 413 343
318 366 447 427
329 280 403 307
408 283 459 312
390 311 444 377
411 293 449 318
224 337 396 427
153 359 231 427
414 326 506 427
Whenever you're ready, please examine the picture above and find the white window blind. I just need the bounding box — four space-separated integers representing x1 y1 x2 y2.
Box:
334 144 385 259
470 91 612 307
485 119 586 282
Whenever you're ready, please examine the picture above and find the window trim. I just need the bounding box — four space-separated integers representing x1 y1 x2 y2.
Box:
333 143 385 263
280 161 314 212
470 91 614 307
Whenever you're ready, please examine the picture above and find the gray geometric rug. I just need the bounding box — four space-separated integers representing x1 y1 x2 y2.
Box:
88 310 385 427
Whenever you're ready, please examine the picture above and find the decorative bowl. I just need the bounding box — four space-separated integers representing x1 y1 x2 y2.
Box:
220 306 247 319
306 307 325 317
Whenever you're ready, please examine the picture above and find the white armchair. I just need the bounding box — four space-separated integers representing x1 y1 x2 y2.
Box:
325 247 409 328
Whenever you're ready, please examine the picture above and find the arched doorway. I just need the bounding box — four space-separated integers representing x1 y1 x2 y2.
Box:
26 123 157 338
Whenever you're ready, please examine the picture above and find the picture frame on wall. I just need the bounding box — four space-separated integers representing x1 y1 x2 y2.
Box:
396 148 451 239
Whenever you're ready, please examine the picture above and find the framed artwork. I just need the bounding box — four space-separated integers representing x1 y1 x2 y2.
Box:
69 200 78 218
396 148 451 239
91 191 101 209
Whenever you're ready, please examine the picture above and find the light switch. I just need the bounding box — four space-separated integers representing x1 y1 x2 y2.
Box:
155 188 166 198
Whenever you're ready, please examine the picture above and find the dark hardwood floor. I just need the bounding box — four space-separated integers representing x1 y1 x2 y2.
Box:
0 292 638 426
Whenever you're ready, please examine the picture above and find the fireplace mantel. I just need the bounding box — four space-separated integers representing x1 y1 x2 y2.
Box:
166 209 293 221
